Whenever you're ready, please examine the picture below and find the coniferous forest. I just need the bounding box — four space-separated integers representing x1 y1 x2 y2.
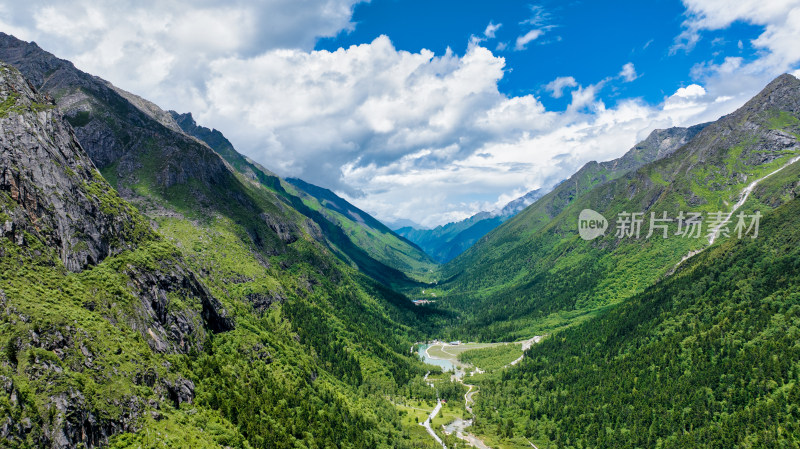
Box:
2 5 800 448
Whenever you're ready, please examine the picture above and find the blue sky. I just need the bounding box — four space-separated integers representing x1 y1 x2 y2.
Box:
1 0 799 227
318 0 763 110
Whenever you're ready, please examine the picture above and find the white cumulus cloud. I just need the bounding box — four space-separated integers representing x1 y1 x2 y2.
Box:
0 0 788 227
483 21 502 39
515 29 544 50
0 0 365 109
619 62 638 82
674 0 800 78
192 36 739 227
545 76 578 98
672 84 707 98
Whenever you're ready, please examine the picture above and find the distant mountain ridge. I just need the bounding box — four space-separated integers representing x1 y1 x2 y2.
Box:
398 122 707 264
528 122 709 231
396 187 546 264
498 188 548 216
169 111 267 182
285 177 393 232
436 73 800 340
168 110 437 281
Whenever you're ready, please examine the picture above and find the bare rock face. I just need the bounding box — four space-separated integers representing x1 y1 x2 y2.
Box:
0 62 150 272
676 73 800 170
0 32 229 190
617 123 709 170
260 212 300 243
0 61 232 335
0 62 233 448
124 259 234 353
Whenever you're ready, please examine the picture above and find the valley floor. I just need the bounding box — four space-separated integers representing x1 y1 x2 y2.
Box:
406 337 546 448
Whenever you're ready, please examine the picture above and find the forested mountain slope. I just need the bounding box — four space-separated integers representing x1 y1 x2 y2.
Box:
0 32 432 289
399 123 706 265
475 193 800 448
4 27 799 449
436 74 800 340
0 37 435 448
169 110 438 281
0 61 237 447
284 177 437 279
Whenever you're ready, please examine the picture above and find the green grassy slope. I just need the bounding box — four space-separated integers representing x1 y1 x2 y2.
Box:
284 177 437 279
0 35 439 448
169 111 438 284
473 194 800 449
436 74 800 341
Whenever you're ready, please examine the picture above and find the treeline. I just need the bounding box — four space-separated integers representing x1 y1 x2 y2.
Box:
473 198 800 448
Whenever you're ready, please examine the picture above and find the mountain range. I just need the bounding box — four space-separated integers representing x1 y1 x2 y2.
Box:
395 122 708 264
0 34 433 448
394 188 546 264
432 73 800 340
167 110 437 283
2 30 800 449
436 72 800 447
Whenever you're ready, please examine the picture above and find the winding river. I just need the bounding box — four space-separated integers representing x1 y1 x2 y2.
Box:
417 343 457 372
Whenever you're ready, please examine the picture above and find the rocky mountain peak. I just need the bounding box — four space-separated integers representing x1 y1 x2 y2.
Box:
0 62 152 272
746 72 800 113
497 188 546 217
